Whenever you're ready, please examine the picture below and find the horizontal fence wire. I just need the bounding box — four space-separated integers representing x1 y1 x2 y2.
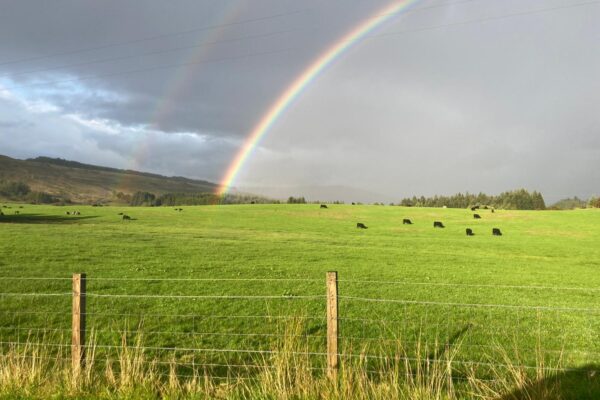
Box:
3 276 600 291
0 293 71 297
338 296 600 312
338 280 600 292
85 294 325 300
0 293 324 300
0 310 327 320
0 326 328 339
1 341 594 374
0 277 323 282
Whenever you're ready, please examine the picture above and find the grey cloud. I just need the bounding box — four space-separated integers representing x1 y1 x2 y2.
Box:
0 0 599 202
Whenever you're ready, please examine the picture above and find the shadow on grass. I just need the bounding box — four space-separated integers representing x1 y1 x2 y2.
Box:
428 323 473 361
0 213 98 224
501 364 600 400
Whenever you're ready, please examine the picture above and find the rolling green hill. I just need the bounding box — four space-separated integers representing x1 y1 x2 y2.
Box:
0 154 217 203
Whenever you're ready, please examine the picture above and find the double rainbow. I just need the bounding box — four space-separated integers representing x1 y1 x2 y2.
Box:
217 0 419 195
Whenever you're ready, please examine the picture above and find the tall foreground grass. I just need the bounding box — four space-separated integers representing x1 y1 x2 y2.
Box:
1 320 597 399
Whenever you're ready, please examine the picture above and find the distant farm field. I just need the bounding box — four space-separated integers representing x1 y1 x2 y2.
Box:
1 204 600 382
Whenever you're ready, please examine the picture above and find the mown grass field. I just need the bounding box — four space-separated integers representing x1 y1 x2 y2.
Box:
1 203 599 385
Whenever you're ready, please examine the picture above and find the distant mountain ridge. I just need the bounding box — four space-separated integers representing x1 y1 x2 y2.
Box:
27 156 214 185
0 154 217 204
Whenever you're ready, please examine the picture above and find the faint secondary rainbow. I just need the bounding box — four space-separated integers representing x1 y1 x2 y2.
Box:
115 3 243 194
217 0 419 196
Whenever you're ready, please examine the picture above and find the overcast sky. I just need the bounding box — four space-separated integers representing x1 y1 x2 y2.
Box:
0 0 598 203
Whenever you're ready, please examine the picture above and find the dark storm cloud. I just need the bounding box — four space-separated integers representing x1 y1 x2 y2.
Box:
0 0 599 202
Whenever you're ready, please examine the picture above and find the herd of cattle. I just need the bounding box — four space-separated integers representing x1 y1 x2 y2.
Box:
0 205 24 216
2 204 503 236
329 204 504 236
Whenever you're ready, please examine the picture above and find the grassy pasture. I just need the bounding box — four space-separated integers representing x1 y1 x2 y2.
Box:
1 203 599 382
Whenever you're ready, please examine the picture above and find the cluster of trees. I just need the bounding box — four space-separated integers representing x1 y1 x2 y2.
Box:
0 180 60 204
397 189 546 210
127 191 278 206
548 197 587 210
287 196 307 204
588 196 600 208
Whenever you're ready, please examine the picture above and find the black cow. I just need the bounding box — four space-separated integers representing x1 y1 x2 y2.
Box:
356 222 368 229
433 221 444 228
403 218 412 225
491 209 495 213
470 206 479 211
118 212 123 215
320 204 328 209
466 228 474 236
492 228 502 236
66 211 71 215
122 215 131 221
473 214 481 219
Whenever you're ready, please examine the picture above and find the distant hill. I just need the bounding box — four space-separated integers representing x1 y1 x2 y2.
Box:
0 154 217 204
241 185 396 204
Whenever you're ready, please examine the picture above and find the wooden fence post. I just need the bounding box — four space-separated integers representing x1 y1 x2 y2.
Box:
326 271 339 379
72 273 86 377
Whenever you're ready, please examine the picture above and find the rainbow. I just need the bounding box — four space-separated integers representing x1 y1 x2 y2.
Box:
217 0 419 196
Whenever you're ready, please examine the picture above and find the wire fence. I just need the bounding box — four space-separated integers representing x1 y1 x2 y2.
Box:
1 273 599 381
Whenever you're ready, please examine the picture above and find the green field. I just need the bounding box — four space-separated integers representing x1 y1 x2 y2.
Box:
1 203 599 381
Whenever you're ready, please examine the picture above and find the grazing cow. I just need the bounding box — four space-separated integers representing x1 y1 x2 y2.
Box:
74 211 80 215
118 212 123 215
492 228 502 236
483 206 489 210
466 228 474 236
351 202 355 205
403 219 412 225
471 206 479 211
320 204 328 209
122 215 131 220
356 222 368 229
473 214 481 219
66 211 71 215
491 209 495 213
433 221 444 228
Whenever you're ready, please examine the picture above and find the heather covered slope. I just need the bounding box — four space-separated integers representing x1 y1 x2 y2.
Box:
0 154 217 203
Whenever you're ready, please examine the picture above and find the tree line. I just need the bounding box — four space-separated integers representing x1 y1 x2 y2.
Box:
0 180 61 204
397 189 547 210
127 191 278 206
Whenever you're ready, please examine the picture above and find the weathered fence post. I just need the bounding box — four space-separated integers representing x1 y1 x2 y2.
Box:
72 273 86 378
326 271 339 379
